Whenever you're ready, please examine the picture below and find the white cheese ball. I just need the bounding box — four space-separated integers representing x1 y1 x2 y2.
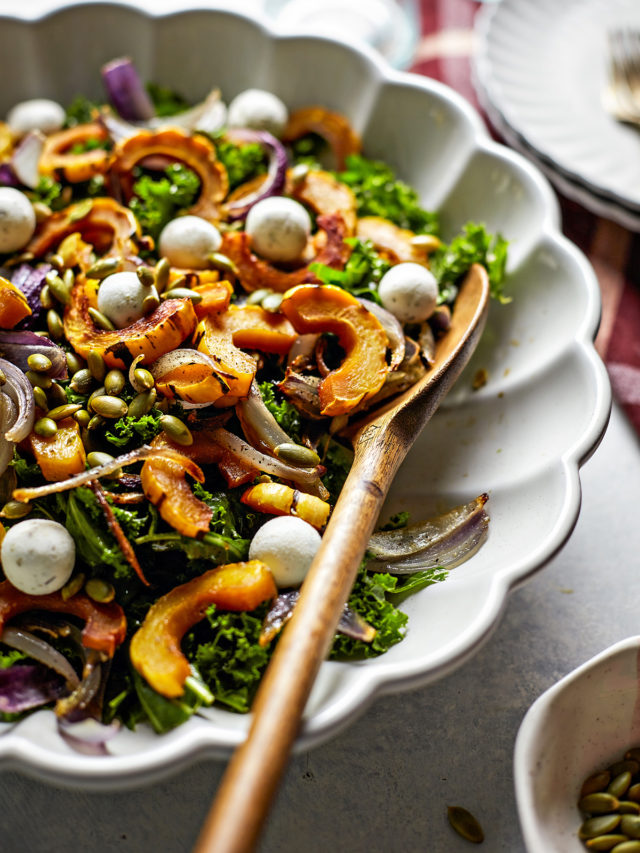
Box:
97 271 154 329
0 187 36 253
7 98 66 137
227 88 288 138
378 262 439 324
158 215 222 270
249 516 321 589
245 197 311 263
1 519 75 595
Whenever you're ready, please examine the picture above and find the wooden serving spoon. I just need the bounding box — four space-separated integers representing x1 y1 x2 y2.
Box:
194 263 491 853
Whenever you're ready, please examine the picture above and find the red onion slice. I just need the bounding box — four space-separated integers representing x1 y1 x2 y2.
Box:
58 717 120 756
148 88 227 134
225 129 288 220
2 627 80 689
11 130 45 189
236 380 294 455
101 57 155 122
0 664 65 713
0 330 67 379
0 162 20 187
358 298 405 370
0 357 35 443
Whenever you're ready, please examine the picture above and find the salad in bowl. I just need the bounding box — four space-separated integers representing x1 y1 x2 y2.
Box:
0 56 506 746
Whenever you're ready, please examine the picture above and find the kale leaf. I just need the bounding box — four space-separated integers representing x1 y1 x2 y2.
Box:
64 95 102 127
258 380 303 442
309 237 390 303
104 409 163 448
214 138 267 192
431 222 510 304
146 82 190 117
129 163 201 241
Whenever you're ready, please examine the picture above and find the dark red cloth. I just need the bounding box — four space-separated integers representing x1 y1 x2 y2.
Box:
411 0 640 434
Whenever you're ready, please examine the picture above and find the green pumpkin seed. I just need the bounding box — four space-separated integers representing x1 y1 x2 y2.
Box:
61 573 85 602
609 842 640 852
621 816 640 838
247 287 272 306
610 761 640 778
127 389 156 418
32 201 52 223
142 290 160 315
88 307 116 331
620 802 640 815
159 414 193 446
580 815 623 839
137 266 155 288
32 386 49 411
88 386 106 405
86 257 121 280
274 443 320 467
87 414 106 432
581 770 612 799
39 283 54 310
133 368 155 391
73 409 91 428
70 368 93 394
68 198 93 222
261 292 284 313
90 395 128 419
63 268 75 290
628 785 640 803
587 837 631 851
580 794 621 814
87 348 106 382
1 500 31 519
162 287 202 304
104 369 125 396
27 353 53 373
33 417 58 437
446 806 484 844
47 403 82 422
85 578 115 604
26 370 52 390
586 837 631 851
290 163 310 184
47 252 64 270
609 772 633 799
66 351 85 375
47 382 67 408
154 257 170 293
46 308 64 341
45 270 71 305
409 233 441 251
86 451 116 469
207 251 237 275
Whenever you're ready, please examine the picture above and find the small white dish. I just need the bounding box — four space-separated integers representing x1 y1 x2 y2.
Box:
514 637 640 853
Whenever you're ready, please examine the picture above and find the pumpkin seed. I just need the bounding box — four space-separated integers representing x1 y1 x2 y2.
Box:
66 351 85 375
261 292 283 313
70 368 93 394
32 201 52 223
409 233 441 251
154 257 170 293
446 806 484 844
142 290 160 314
609 842 640 852
61 573 85 602
47 382 67 408
162 287 202 304
1 500 31 519
47 252 64 270
90 395 128 419
580 816 623 839
208 251 237 275
133 368 155 391
621 816 640 838
628 785 640 803
87 414 106 432
247 287 272 306
127 388 156 418
104 369 125 396
609 773 633 799
87 348 106 382
580 794 621 814
159 414 193 446
68 198 93 222
27 353 53 373
86 258 120 280
73 409 91 428
586 837 630 851
85 578 115 604
46 308 64 341
619 802 640 815
26 370 52 390
39 283 54 310
63 268 75 290
290 163 310 184
47 403 82 422
45 270 71 305
611 761 640 778
274 443 320 467
88 386 106 405
86 451 116 469
33 417 58 437
137 266 155 288
88 307 116 331
32 386 49 411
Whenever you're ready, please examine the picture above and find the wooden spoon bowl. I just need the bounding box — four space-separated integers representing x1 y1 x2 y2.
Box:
194 263 491 853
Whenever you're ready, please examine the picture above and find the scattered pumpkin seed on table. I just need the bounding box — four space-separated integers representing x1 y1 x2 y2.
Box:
447 806 484 844
578 749 640 850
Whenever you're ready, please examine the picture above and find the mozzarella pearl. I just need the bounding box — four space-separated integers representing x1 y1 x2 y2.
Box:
97 271 154 329
245 197 311 263
0 187 36 253
378 262 439 324
227 88 288 138
248 516 321 589
1 519 75 595
7 98 66 136
158 216 222 270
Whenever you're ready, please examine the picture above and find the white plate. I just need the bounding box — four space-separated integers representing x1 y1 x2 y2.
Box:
0 1 610 789
474 0 640 214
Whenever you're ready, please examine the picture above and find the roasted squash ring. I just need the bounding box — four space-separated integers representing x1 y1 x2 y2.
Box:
282 106 361 170
356 216 440 265
40 122 111 183
288 169 357 236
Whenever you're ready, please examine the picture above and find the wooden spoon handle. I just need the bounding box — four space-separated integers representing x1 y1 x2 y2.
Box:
193 428 405 853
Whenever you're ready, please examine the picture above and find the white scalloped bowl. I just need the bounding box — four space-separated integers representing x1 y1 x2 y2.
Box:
515 637 640 852
0 2 611 789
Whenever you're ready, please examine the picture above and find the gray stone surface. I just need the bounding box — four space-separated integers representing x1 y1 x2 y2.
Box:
1 402 638 852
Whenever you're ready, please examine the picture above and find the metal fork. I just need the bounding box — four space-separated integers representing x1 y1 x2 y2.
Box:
603 29 640 125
